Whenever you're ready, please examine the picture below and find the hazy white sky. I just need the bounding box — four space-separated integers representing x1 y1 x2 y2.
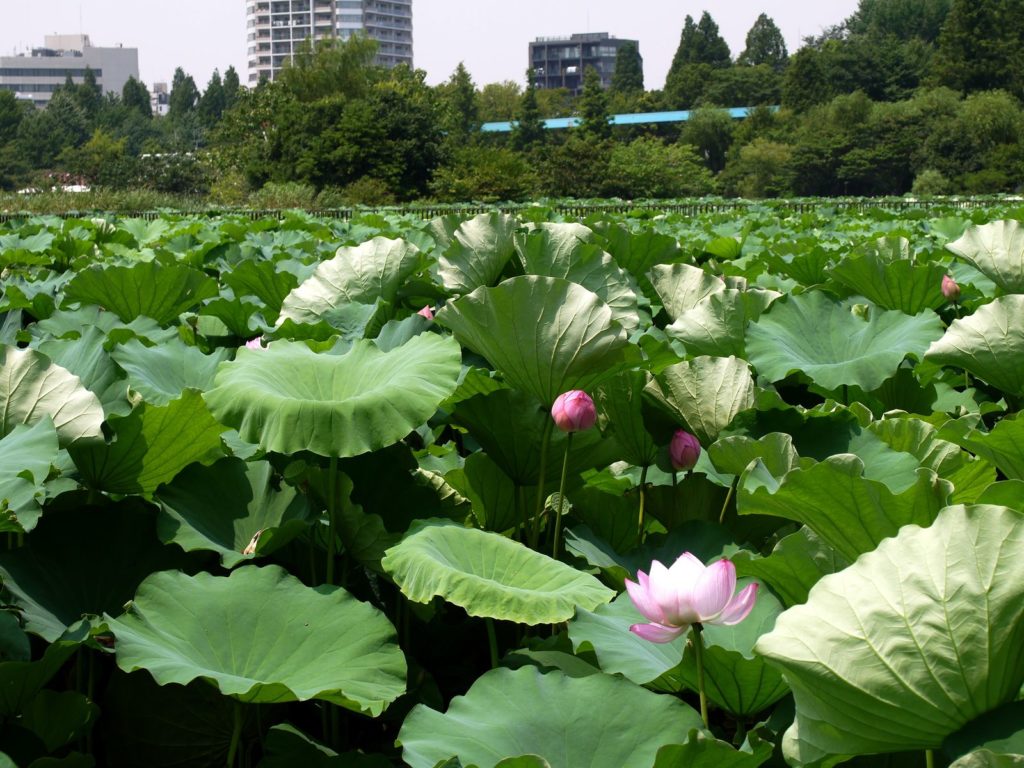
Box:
1 1 860 91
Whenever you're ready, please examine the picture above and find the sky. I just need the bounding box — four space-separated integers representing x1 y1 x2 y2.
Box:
0 1 861 92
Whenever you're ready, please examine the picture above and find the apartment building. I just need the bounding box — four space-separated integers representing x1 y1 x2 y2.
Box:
0 34 139 108
529 33 638 96
246 0 413 83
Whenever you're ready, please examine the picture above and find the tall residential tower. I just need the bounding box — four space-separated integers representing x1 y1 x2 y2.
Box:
246 0 412 84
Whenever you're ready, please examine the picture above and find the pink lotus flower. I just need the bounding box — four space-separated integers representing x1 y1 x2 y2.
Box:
551 390 597 432
941 275 960 302
626 553 758 643
669 429 701 471
417 305 434 321
244 337 264 350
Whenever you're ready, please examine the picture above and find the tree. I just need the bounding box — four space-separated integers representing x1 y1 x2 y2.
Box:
223 66 241 111
439 62 480 142
611 42 644 93
478 81 521 121
602 137 714 197
198 70 227 128
277 35 380 102
122 77 152 118
844 0 952 43
681 106 734 173
168 67 200 119
0 90 27 144
578 66 611 140
76 66 103 119
933 0 1024 97
665 12 731 108
738 14 788 70
512 69 546 150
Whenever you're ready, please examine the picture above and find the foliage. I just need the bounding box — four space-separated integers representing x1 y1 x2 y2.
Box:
737 13 788 70
611 42 644 94
603 138 714 198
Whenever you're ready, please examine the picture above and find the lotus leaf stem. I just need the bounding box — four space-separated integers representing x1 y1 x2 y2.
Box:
719 480 735 525
637 464 649 538
325 455 338 586
552 432 573 559
486 617 499 668
925 749 934 768
531 419 554 550
226 700 243 768
692 624 709 729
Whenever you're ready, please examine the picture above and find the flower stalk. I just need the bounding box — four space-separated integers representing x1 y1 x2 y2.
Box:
553 432 573 558
692 624 709 728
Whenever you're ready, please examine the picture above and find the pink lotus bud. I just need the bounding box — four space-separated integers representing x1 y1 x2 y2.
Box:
417 305 434 321
551 390 596 432
669 429 701 471
941 275 960 302
244 337 264 350
626 553 759 643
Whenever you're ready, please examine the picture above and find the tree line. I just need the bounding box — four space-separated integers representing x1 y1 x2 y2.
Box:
1 0 1022 203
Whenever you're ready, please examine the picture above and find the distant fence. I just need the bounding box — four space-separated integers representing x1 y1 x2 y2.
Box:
0 197 1014 224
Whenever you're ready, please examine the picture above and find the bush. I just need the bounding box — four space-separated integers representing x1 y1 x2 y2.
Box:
248 181 317 209
602 137 715 198
430 145 539 202
207 168 250 206
324 177 397 207
911 169 952 196
721 138 795 198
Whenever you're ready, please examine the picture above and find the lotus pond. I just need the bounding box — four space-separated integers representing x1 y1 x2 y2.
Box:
1 201 1024 767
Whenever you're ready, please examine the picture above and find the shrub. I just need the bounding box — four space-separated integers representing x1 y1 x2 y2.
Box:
911 169 952 196
603 137 715 198
430 145 539 202
248 181 317 209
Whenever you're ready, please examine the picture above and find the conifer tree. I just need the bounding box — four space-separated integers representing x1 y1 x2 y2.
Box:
513 68 546 150
738 14 788 70
611 42 644 93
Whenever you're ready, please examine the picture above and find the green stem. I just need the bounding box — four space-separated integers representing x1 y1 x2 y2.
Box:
226 701 243 768
637 464 649 539
718 480 735 525
514 484 525 544
552 432 573 559
531 419 554 550
325 455 338 586
733 718 747 747
842 383 849 406
692 624 709 729
925 749 935 768
485 618 499 669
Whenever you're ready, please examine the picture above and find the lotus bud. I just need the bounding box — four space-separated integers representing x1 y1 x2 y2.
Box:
551 390 597 433
244 337 264 350
941 275 960 303
417 305 434 321
669 429 701 471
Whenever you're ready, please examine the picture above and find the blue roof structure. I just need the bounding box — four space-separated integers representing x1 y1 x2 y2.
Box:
480 106 775 133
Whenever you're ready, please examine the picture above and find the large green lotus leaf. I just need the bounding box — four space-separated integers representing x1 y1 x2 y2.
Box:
437 276 631 406
204 334 460 458
746 291 944 392
926 295 1024 396
69 390 226 496
221 258 299 318
21 690 97 753
567 592 685 686
381 520 613 624
944 701 1024 767
36 326 130 416
451 389 616 487
946 220 1024 294
595 371 658 467
0 633 79 717
708 432 799 477
436 212 518 295
755 505 1024 762
595 224 680 278
734 526 849 607
516 224 641 332
63 260 218 325
156 458 313 568
277 236 421 326
31 306 178 347
867 415 969 476
397 666 703 768
762 247 835 287
0 346 104 446
447 452 518 533
664 289 750 358
111 338 230 405
830 252 947 314
0 501 185 642
951 751 1024 768
649 264 726 321
106 565 406 714
653 730 773 768
676 580 790 716
738 455 951 563
0 419 60 533
948 414 1024 481
99 670 261 768
646 357 755 444
977 480 1024 510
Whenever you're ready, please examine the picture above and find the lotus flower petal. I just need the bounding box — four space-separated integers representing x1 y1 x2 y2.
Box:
630 621 688 644
625 571 665 624
716 582 759 626
691 559 736 621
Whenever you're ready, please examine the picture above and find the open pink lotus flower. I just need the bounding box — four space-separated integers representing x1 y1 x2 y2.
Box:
626 553 758 643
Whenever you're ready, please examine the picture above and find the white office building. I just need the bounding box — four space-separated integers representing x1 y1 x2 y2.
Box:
246 0 413 84
0 34 139 108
